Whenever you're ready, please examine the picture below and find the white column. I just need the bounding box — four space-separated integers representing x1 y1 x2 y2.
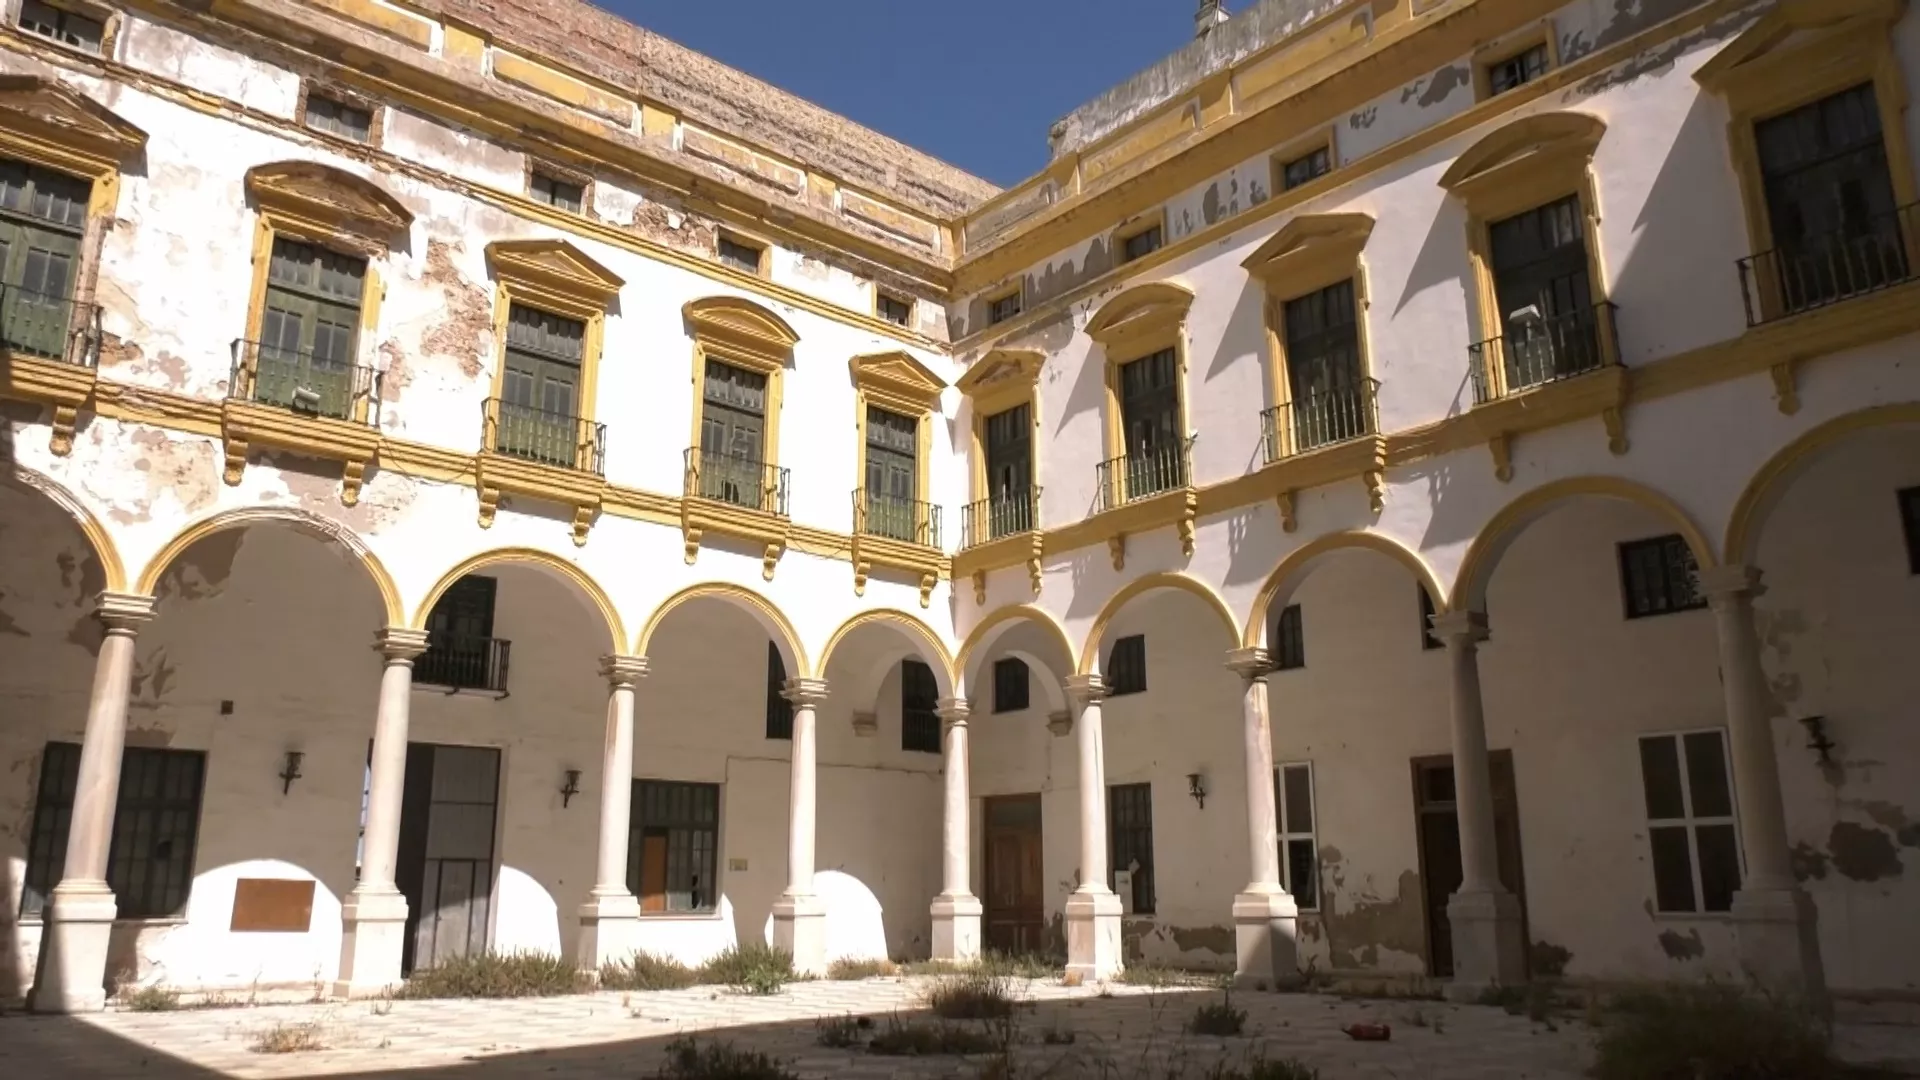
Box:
1062 674 1122 982
1225 647 1299 988
931 698 982 962
335 627 430 998
1429 611 1525 997
578 655 648 973
1700 565 1826 1004
771 677 828 975
30 592 155 1014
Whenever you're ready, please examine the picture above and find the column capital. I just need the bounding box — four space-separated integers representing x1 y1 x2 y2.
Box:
94 591 156 631
1429 610 1489 645
1698 564 1765 603
936 698 971 727
600 655 649 687
782 677 829 707
1224 647 1271 678
1064 674 1106 705
374 627 431 660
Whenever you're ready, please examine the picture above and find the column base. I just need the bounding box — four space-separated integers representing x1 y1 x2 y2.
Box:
29 881 117 1014
1064 888 1123 983
334 888 410 999
1732 885 1827 1011
1443 888 1526 1002
771 892 827 977
930 893 983 964
1231 887 1302 990
578 889 642 973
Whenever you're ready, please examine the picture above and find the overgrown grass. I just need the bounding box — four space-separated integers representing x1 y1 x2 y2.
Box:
923 969 1018 1020
977 952 1063 980
866 1015 1000 1056
814 1014 872 1048
1592 983 1837 1080
697 942 798 995
1187 993 1248 1037
655 1036 799 1079
119 985 181 1012
1118 964 1212 988
1202 1057 1319 1080
397 950 588 999
827 957 898 981
250 1021 327 1054
601 952 699 992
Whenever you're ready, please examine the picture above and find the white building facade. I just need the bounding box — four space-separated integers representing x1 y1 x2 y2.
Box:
1 0 1916 1013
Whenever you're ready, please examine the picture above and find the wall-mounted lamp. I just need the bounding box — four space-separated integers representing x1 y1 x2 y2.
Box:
560 769 582 808
1796 715 1836 766
1187 772 1208 810
278 750 304 795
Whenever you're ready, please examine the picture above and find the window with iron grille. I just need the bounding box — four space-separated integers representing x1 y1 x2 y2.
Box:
0 158 88 359
1121 223 1163 263
23 742 208 920
1489 195 1597 391
255 237 366 416
1418 587 1442 651
718 235 764 275
1618 534 1705 619
877 291 913 326
1901 487 1920 574
1271 604 1305 671
531 170 584 214
496 303 585 465
983 404 1033 535
987 289 1022 325
17 0 103 53
698 359 769 506
1638 730 1741 914
627 780 719 913
1283 280 1364 449
1280 145 1331 191
1107 634 1146 695
1486 42 1549 96
901 659 941 754
766 642 793 740
304 92 374 143
1108 782 1155 914
418 575 502 691
993 657 1030 713
1275 763 1318 911
865 406 919 541
1118 348 1184 496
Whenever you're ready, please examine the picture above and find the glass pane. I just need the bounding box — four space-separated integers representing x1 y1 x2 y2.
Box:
1695 824 1741 913
1649 825 1698 913
1639 736 1685 820
1683 731 1733 818
1285 838 1318 909
1282 765 1313 833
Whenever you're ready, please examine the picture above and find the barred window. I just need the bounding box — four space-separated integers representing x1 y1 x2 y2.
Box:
901 659 941 754
766 642 793 740
1107 634 1146 695
1639 731 1741 914
23 742 207 920
1108 783 1155 915
1276 763 1318 911
993 657 1030 714
1272 604 1305 671
1618 534 1705 619
628 780 719 914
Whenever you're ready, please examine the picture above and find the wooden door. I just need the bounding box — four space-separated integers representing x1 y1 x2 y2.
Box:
1411 751 1527 978
983 795 1044 955
397 743 500 975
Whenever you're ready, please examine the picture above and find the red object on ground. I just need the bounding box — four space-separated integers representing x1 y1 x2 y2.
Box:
1341 1022 1392 1041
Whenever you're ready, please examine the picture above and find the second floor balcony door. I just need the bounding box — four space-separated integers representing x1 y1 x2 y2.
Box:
0 159 85 360
258 238 366 418
1489 195 1596 392
984 403 1032 537
499 305 583 467
699 359 767 508
1283 280 1365 451
1119 347 1183 499
865 406 918 542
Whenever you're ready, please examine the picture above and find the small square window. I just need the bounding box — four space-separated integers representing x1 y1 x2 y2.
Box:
1272 604 1305 671
1486 42 1550 97
1107 634 1146 696
1418 588 1442 651
305 92 374 143
1618 534 1706 619
531 170 585 214
1279 146 1331 192
1120 223 1163 263
1899 486 1920 574
987 289 1022 326
993 657 1030 714
718 235 765 275
877 291 914 327
18 0 103 53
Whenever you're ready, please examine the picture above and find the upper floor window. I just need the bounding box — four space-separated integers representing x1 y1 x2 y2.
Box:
1107 634 1146 696
1272 603 1305 671
987 288 1022 325
1901 486 1920 574
718 234 765 276
901 659 941 753
18 0 103 53
863 405 920 541
417 575 506 693
1485 42 1550 96
1120 222 1163 263
531 169 585 214
1117 347 1185 495
765 642 793 740
993 656 1029 713
254 237 367 417
1279 145 1331 192
697 359 770 506
304 92 374 144
1487 195 1600 392
1639 730 1740 914
876 290 913 327
1618 534 1705 619
0 158 88 357
496 303 586 466
983 403 1034 535
1280 280 1367 451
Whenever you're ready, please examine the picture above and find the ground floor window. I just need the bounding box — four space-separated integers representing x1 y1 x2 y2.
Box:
1638 730 1741 913
1276 763 1318 911
22 742 207 919
1108 782 1155 914
628 780 720 914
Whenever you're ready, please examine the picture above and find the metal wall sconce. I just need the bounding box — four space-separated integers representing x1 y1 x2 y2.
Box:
1187 772 1207 810
560 769 582 808
278 750 304 795
1797 715 1836 766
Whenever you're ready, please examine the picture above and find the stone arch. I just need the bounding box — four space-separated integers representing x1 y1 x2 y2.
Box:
1451 476 1715 613
1244 530 1447 648
4 466 129 592
818 609 957 712
1079 572 1237 676
135 507 404 625
413 547 625 652
1724 403 1920 565
955 604 1077 709
635 582 807 676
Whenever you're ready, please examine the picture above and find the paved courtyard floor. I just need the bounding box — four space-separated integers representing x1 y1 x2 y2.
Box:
5 978 1919 1079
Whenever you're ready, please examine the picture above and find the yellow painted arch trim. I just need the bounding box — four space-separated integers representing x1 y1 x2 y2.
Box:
818 609 956 690
1724 403 1920 565
1079 571 1238 676
6 467 129 593
135 507 405 625
636 582 808 675
1451 476 1715 611
414 547 626 650
955 603 1079 688
1243 531 1448 648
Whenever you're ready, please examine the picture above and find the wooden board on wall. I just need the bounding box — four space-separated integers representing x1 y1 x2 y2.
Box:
229 878 316 933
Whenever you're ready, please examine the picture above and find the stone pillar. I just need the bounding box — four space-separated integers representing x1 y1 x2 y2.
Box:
579 655 649 973
1225 647 1299 988
1063 674 1122 982
335 627 430 998
1700 565 1826 1004
30 592 155 1014
772 677 829 976
1430 611 1525 998
931 698 982 962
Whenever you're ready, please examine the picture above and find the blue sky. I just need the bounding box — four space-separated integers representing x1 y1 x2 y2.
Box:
604 0 1212 188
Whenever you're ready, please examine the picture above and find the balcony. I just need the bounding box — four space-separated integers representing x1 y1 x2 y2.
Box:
1261 377 1380 462
219 339 384 501
681 447 793 578
960 488 1041 549
1737 202 1919 326
415 636 511 696
1097 436 1194 512
855 490 942 549
0 291 101 456
1467 302 1617 405
476 399 610 545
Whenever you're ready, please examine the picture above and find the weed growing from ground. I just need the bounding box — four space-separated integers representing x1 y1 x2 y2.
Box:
1187 993 1248 1037
602 952 699 991
250 1021 327 1054
654 1036 798 1079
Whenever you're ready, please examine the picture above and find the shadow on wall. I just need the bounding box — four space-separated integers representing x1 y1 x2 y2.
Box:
758 870 889 962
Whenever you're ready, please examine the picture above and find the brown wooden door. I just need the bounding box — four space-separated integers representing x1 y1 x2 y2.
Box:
1411 751 1528 978
983 795 1044 955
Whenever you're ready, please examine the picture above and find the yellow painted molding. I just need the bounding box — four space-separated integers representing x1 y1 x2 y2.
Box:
1241 213 1375 295
298 0 431 50
2 354 97 456
474 450 609 546
819 608 956 684
953 529 1044 604
1722 402 1920 565
0 73 147 171
489 49 634 126
635 581 810 675
680 498 791 581
1464 364 1628 482
849 350 946 412
3 465 130 591
1242 529 1448 647
683 295 800 364
1077 570 1237 675
218 398 382 504
1049 484 1199 574
1083 282 1195 351
135 505 407 625
849 529 948 608
413 545 627 648
954 602 1078 683
485 237 625 309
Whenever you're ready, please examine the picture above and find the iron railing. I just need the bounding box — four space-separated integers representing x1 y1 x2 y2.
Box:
1 288 99 366
684 447 790 516
960 488 1041 548
1261 377 1380 463
229 339 381 423
1737 201 1918 326
854 489 942 548
1097 435 1195 512
484 398 606 473
415 636 511 694
1467 301 1616 405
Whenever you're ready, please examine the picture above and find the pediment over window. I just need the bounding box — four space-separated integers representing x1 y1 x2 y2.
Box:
1242 213 1375 295
1083 282 1194 350
1439 112 1607 196
0 75 146 164
486 238 623 306
1694 0 1901 93
849 350 946 411
683 295 799 368
957 348 1045 397
246 161 413 246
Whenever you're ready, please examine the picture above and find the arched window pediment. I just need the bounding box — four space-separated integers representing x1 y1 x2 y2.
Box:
683 295 799 368
1084 281 1194 351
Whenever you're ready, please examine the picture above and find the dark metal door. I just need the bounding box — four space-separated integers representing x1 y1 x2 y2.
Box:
396 743 500 974
983 795 1044 955
1411 752 1527 979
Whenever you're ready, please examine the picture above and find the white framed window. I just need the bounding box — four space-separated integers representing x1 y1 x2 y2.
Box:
1275 762 1318 911
1637 729 1742 914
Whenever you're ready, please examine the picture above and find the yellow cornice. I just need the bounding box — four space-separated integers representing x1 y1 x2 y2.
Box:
683 295 799 369
1242 212 1375 297
1692 0 1903 93
486 237 624 312
1084 282 1195 351
849 350 946 412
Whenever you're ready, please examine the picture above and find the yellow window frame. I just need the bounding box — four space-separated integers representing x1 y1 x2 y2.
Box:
849 350 945 538
1085 281 1196 501
481 238 623 467
1241 213 1377 460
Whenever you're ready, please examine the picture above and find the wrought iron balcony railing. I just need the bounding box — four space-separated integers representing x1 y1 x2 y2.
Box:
1097 435 1195 512
1 287 99 367
960 488 1041 549
415 636 511 694
684 447 790 517
854 489 942 548
1468 301 1617 405
1737 201 1918 326
484 398 606 474
230 339 381 423
1261 377 1380 463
